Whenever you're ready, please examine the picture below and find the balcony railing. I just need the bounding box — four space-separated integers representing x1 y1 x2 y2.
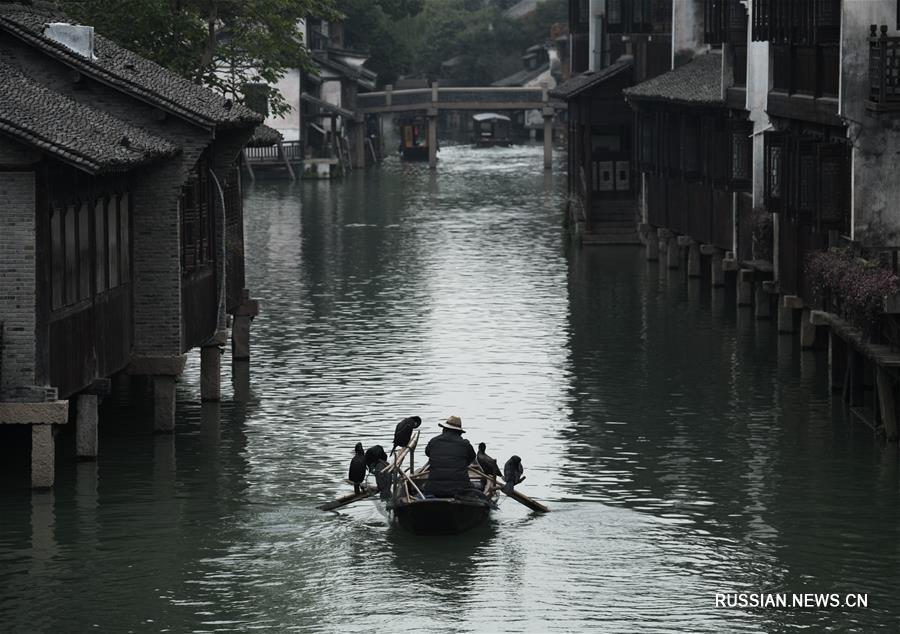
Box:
868 25 900 112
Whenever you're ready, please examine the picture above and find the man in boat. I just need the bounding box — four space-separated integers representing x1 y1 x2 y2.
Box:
423 416 476 497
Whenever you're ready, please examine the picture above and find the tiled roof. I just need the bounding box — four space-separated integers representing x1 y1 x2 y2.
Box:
492 63 550 88
0 59 178 173
0 4 262 129
549 59 633 99
623 53 724 106
247 124 284 147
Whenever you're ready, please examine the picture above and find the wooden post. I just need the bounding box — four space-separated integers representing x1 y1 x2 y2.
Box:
427 113 437 170
241 149 256 183
542 84 553 171
278 142 296 181
352 120 366 169
877 367 898 441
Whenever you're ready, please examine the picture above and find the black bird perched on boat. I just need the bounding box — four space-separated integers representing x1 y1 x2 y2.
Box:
349 442 367 494
475 442 501 490
391 416 422 455
503 455 524 494
365 444 388 468
370 459 392 501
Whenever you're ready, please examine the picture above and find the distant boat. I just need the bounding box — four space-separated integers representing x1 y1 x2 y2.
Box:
472 113 512 148
397 116 433 161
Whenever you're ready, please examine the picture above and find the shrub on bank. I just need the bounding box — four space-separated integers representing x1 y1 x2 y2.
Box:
806 248 899 335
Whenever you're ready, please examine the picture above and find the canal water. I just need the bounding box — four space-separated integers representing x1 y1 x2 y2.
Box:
2 144 900 632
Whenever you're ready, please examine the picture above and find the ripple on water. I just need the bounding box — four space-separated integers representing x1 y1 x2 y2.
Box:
1 145 900 632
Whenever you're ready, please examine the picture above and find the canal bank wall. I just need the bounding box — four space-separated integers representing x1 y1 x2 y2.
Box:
636 230 900 443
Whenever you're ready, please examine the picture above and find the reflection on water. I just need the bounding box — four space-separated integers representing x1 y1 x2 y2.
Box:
1 144 900 632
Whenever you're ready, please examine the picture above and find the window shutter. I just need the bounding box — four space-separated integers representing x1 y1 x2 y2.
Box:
764 132 787 212
816 142 850 232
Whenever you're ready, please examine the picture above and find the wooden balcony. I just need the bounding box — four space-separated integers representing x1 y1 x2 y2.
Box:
868 25 900 113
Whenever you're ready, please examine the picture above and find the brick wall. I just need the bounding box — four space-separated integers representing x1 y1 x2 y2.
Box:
0 34 258 361
0 171 37 398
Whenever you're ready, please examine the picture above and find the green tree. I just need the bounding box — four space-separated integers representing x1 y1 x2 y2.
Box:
58 0 339 116
338 0 423 86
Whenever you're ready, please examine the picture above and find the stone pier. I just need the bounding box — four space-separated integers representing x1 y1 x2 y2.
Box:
128 355 186 433
75 394 99 460
677 236 700 278
737 269 753 306
800 308 817 348
0 400 69 488
754 286 771 319
230 291 260 362
700 245 724 287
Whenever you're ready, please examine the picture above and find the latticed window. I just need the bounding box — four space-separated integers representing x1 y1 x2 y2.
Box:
180 154 214 271
730 127 752 186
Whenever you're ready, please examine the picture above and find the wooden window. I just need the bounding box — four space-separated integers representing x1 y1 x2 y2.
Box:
180 156 213 271
607 0 623 32
120 193 131 283
50 206 64 310
729 123 752 189
733 44 747 86
667 114 682 176
640 113 655 170
817 142 849 230
107 197 119 288
764 132 786 212
94 198 107 292
683 116 701 178
64 204 77 305
78 202 91 300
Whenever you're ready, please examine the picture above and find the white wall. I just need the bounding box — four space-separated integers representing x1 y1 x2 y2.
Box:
841 0 900 245
267 68 301 141
672 0 707 67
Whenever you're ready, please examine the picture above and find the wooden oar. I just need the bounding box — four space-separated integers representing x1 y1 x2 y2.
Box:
467 465 549 514
318 487 377 511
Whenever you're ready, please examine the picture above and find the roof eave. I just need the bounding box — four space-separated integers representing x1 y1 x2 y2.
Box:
0 17 259 131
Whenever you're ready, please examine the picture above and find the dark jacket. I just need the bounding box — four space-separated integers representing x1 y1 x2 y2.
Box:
424 430 476 496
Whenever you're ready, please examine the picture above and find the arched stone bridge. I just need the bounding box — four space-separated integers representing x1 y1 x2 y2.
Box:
356 84 566 169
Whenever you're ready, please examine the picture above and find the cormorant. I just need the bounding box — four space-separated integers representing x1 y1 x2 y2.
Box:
370 459 392 501
503 455 524 494
349 442 366 494
475 442 501 490
391 416 422 455
365 444 388 469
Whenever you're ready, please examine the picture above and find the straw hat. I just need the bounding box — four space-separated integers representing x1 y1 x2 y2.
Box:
439 415 465 433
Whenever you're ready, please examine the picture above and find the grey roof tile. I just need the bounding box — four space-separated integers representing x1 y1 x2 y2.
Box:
549 59 633 99
623 52 724 106
0 4 262 128
0 58 178 173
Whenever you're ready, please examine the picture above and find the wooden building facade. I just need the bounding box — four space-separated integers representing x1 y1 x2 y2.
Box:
0 5 262 487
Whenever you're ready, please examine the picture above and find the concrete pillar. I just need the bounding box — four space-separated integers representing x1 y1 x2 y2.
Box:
75 394 98 460
427 115 437 170
711 250 725 287
687 243 701 278
543 114 553 171
232 314 252 361
645 236 659 261
31 424 54 489
755 287 771 319
666 240 680 269
877 367 898 441
829 332 847 394
201 345 222 402
153 376 176 433
777 303 794 334
800 308 816 348
737 269 753 306
233 360 251 403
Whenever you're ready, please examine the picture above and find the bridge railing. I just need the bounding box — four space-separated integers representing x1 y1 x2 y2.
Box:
357 84 562 113
244 140 304 163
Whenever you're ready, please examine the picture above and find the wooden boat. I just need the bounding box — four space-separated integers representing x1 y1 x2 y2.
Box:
397 116 433 161
472 113 512 148
393 490 495 535
318 429 549 534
